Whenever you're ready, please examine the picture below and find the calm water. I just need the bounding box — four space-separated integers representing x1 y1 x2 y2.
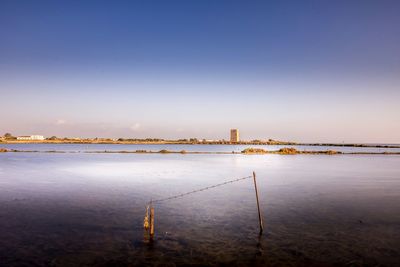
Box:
2 143 400 153
0 148 399 266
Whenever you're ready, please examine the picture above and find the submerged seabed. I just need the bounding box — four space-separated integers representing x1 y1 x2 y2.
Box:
0 152 399 266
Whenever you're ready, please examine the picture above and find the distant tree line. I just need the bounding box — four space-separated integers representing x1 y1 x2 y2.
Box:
1 133 295 146
2 133 16 140
117 138 165 142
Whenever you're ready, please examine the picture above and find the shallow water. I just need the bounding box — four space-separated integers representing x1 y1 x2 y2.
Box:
0 151 399 266
2 143 400 153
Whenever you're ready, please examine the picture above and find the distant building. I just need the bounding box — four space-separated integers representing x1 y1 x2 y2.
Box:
17 135 45 141
230 129 239 143
200 139 216 143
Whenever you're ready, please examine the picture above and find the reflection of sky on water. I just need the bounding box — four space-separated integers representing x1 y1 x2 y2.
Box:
0 152 399 266
1 152 399 204
2 143 400 153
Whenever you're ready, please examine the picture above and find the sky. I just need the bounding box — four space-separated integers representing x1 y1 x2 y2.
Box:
0 0 399 143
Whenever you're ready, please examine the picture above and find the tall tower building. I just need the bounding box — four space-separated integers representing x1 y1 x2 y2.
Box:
230 129 239 143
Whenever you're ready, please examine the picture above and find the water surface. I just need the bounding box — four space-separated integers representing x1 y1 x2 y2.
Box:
0 151 399 266
2 143 400 153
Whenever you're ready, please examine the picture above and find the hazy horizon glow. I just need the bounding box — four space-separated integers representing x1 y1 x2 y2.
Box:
1 1 399 143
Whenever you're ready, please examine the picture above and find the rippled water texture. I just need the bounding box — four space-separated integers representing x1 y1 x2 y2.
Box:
2 143 400 153
0 149 399 266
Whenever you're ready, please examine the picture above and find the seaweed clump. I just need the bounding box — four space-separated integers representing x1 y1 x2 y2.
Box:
241 148 268 154
326 150 339 155
278 147 299 154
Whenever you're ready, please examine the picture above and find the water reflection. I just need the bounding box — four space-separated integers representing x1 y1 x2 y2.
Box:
0 153 399 266
2 143 400 153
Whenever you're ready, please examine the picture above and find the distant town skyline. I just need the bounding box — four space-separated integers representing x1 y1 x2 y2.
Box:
1 1 399 143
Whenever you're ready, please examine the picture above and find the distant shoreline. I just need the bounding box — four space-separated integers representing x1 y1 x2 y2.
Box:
1 148 400 155
1 140 400 149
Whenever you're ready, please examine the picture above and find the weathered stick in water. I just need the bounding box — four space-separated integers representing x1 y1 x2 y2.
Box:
150 204 155 240
253 171 264 235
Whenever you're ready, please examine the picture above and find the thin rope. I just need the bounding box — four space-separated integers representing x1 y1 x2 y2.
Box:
149 175 253 204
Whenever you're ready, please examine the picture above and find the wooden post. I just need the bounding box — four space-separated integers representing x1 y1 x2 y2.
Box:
149 203 155 240
253 171 264 235
143 204 151 243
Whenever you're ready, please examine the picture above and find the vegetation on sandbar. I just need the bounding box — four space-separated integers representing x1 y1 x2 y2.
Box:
2 148 399 155
276 147 341 155
241 147 341 155
277 147 298 154
241 148 268 154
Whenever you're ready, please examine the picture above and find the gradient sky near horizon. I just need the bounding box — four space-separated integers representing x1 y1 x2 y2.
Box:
1 0 399 143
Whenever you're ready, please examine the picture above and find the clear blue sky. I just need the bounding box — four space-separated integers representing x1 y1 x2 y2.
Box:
1 0 399 142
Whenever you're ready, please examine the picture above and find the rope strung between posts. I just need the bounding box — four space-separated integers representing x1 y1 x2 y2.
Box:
143 173 263 241
148 175 253 205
